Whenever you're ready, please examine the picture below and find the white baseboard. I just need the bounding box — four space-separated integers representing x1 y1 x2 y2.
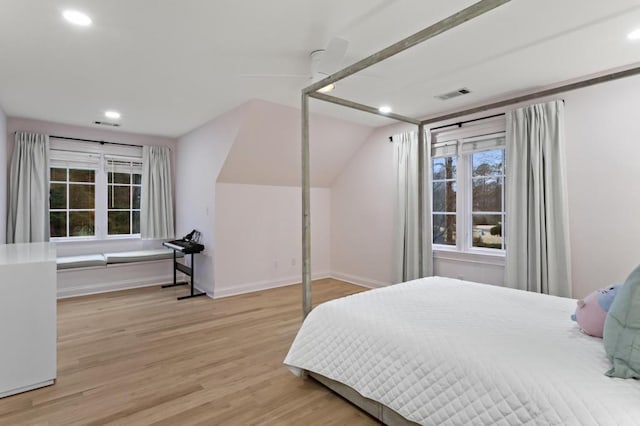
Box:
57 274 186 299
329 271 390 289
57 269 386 300
213 271 331 299
0 379 55 399
57 258 189 299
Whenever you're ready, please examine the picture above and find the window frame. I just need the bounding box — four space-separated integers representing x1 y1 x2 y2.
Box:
430 119 506 256
105 157 143 238
431 155 458 247
49 165 97 240
48 140 143 243
468 146 505 251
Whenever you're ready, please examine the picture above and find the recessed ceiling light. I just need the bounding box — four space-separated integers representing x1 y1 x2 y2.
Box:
63 10 92 27
317 84 335 93
627 28 640 41
105 110 121 120
379 105 392 114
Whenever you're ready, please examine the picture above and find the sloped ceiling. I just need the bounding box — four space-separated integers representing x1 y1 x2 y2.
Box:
217 99 373 187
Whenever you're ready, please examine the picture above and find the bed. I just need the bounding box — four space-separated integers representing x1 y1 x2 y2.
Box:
284 277 640 425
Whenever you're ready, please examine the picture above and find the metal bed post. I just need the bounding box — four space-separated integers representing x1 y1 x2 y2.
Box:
417 123 426 278
302 93 312 318
300 0 512 317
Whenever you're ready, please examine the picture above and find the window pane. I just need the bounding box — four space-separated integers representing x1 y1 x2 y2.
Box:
108 185 131 209
50 212 67 237
433 181 456 213
472 149 503 177
109 172 130 184
109 211 131 235
69 169 95 183
472 214 503 249
69 184 95 209
472 177 502 212
132 186 141 209
133 211 140 234
50 168 67 182
50 184 67 209
433 214 456 245
132 173 142 185
69 211 95 237
432 156 457 180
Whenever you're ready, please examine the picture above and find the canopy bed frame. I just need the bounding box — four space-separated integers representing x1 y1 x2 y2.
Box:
297 0 640 423
300 0 640 317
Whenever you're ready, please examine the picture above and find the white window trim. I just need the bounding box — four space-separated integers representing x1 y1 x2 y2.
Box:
105 155 143 239
49 140 143 243
431 118 506 256
433 248 506 265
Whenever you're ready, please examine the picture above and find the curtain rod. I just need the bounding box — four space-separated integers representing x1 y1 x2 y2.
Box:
430 112 505 131
49 135 141 148
387 99 566 142
387 113 504 143
13 131 141 148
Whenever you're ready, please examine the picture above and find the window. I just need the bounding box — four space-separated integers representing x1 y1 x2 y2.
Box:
106 158 142 236
49 167 96 238
431 126 506 253
471 149 505 250
49 142 143 241
432 156 457 246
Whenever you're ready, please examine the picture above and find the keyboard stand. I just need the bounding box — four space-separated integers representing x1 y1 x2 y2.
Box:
162 249 206 300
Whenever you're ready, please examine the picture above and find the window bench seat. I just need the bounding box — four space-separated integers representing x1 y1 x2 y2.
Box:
56 254 107 270
56 248 183 270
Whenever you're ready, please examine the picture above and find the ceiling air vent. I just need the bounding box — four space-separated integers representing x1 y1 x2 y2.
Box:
435 87 471 101
94 121 121 127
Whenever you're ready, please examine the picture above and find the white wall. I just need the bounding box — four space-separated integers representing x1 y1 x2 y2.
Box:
213 101 370 297
6 117 180 297
330 74 640 298
218 99 372 187
0 107 6 244
214 183 330 297
176 103 250 295
330 124 403 288
564 76 640 297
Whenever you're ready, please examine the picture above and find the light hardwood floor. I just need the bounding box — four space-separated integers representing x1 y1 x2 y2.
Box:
0 279 380 425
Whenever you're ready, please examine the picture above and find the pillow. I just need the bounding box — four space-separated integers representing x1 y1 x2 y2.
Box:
603 264 640 378
571 284 621 337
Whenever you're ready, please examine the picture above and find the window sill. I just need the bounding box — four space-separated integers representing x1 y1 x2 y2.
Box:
105 234 142 241
52 236 141 244
433 247 505 266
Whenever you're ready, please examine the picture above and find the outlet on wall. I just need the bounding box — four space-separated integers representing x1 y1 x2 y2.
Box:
274 261 278 269
291 258 296 267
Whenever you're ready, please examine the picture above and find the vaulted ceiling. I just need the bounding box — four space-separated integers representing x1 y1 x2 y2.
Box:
1 0 640 136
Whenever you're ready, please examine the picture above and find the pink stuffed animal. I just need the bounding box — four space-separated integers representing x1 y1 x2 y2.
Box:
571 285 621 338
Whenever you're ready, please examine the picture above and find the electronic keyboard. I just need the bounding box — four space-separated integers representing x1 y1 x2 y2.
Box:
163 239 204 254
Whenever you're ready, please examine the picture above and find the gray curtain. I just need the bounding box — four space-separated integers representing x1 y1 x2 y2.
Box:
393 130 433 282
505 100 572 297
141 146 175 239
7 132 50 243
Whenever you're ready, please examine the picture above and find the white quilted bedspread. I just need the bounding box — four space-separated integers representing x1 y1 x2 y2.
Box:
284 277 640 425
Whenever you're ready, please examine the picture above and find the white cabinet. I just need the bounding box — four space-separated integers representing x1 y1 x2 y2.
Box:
0 243 57 398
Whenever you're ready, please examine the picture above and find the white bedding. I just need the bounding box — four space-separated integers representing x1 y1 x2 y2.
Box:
284 277 640 425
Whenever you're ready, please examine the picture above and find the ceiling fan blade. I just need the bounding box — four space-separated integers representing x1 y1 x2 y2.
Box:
318 37 348 75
